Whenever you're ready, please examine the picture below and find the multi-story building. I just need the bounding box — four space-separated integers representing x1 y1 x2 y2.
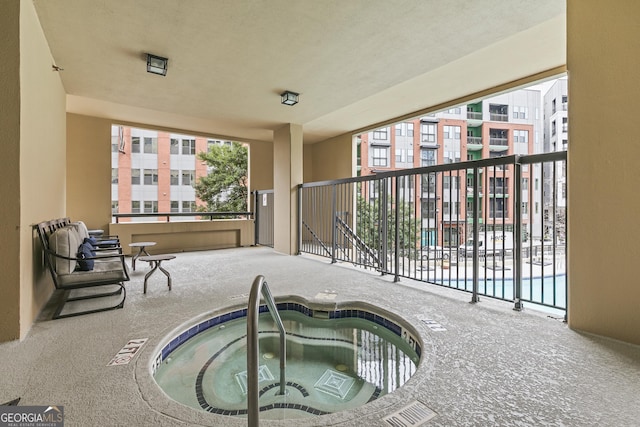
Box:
543 77 569 241
359 89 544 247
110 125 231 221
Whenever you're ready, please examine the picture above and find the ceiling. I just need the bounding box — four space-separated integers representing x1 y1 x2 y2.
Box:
33 0 566 144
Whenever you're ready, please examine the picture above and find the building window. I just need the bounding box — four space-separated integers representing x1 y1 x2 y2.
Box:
513 106 528 119
562 117 568 133
395 122 414 137
514 130 529 143
443 125 461 140
522 178 529 190
421 173 436 194
111 168 118 184
143 137 158 154
421 148 436 166
372 128 388 140
421 123 436 143
111 137 119 153
182 170 195 186
489 177 508 194
490 198 506 218
421 200 436 219
111 201 118 214
372 147 388 166
131 169 140 185
489 104 509 121
143 169 158 185
443 175 460 189
552 99 557 114
182 201 196 212
170 138 179 154
131 137 141 153
170 170 179 185
170 201 179 213
407 149 413 164
144 201 158 213
182 139 196 155
131 201 140 213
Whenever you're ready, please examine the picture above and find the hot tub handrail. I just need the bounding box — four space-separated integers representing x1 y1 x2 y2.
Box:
247 275 286 427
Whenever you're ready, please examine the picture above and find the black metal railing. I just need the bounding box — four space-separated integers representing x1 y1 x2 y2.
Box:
295 152 567 314
112 211 252 223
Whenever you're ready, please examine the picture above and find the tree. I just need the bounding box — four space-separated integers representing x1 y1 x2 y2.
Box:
195 142 248 212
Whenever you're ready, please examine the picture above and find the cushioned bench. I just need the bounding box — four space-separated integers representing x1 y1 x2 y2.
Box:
36 218 130 319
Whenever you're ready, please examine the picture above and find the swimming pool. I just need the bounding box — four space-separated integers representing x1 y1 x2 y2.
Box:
151 301 422 421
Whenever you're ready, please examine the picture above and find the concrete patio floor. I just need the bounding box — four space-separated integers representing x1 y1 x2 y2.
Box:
1 246 639 426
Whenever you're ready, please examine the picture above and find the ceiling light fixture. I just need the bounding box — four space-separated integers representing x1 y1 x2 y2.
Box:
146 53 168 76
281 91 299 106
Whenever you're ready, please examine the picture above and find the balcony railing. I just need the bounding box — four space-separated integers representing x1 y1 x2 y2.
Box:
292 152 568 315
112 211 252 223
489 137 508 146
467 136 482 145
467 111 482 120
489 113 508 122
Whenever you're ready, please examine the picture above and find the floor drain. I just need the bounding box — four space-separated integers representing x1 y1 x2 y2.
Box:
382 400 437 426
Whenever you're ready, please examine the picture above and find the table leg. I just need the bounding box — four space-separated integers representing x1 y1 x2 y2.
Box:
158 263 172 290
132 246 150 271
143 260 160 294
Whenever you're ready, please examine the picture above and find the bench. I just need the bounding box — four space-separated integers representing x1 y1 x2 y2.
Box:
36 218 130 319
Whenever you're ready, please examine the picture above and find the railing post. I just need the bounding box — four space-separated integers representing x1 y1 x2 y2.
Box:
297 186 302 255
471 167 480 303
513 159 524 311
247 275 286 427
331 184 337 263
394 176 400 283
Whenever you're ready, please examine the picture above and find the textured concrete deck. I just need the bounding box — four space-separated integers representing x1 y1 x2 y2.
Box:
1 246 639 426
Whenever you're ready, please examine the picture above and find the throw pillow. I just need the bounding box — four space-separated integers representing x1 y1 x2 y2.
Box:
76 241 96 271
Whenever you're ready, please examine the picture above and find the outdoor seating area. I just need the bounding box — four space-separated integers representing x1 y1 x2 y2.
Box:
35 218 129 319
3 246 639 426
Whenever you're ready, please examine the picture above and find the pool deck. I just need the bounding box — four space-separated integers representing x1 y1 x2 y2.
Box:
1 246 639 426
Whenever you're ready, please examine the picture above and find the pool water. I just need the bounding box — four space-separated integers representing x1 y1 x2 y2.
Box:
154 309 419 419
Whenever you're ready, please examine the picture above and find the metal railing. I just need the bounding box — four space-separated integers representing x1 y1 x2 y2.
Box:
296 152 567 314
247 275 286 427
112 211 252 223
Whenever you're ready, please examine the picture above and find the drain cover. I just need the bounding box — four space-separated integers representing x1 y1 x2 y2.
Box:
382 400 436 426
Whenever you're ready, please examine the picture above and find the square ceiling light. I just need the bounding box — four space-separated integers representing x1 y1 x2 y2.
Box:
146 53 168 76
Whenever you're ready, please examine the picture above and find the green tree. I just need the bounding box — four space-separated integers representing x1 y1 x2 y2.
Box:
356 194 419 259
195 142 248 212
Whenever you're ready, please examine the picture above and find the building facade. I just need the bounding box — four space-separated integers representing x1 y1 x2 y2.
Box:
111 125 232 221
359 89 544 247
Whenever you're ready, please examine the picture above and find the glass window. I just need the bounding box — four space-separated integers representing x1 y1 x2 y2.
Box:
143 137 157 154
131 201 140 213
170 138 179 154
420 148 436 166
182 170 195 186
111 168 118 184
421 123 436 143
111 201 118 214
372 128 388 140
131 169 140 185
182 139 196 155
182 201 196 212
143 169 158 185
170 201 179 213
131 137 140 153
170 170 179 185
144 201 158 213
372 148 388 166
443 125 461 140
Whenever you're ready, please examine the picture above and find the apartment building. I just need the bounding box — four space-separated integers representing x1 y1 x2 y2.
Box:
111 125 231 221
359 89 544 247
543 79 569 241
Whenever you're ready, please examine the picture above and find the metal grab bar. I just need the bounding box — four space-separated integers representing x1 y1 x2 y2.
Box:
247 275 286 427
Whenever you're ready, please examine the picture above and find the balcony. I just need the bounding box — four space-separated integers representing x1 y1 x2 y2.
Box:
467 136 483 150
489 113 509 122
489 137 509 151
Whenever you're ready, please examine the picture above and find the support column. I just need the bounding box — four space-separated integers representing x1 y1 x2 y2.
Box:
273 124 303 255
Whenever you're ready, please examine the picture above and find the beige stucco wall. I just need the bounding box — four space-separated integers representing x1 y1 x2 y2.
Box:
12 0 67 340
0 0 22 342
66 114 113 231
309 133 354 182
248 140 274 191
567 0 640 344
